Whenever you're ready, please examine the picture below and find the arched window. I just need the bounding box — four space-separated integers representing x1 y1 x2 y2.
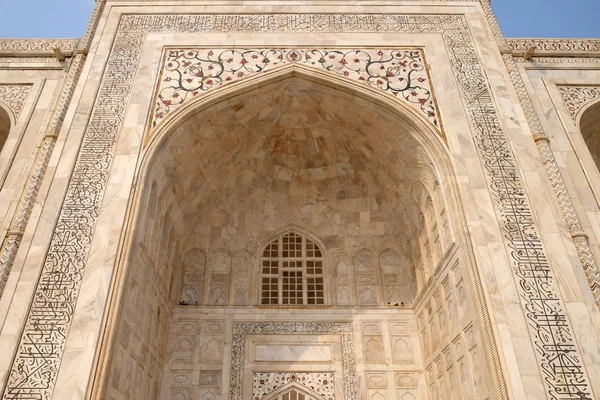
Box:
260 231 324 305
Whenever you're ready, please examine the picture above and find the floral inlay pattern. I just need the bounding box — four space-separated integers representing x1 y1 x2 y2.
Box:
253 372 334 399
557 85 600 121
0 85 31 121
152 48 439 135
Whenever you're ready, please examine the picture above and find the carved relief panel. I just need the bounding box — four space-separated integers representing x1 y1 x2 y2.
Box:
160 312 426 400
181 249 206 305
207 251 231 305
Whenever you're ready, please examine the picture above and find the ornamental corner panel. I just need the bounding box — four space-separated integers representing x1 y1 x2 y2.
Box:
149 48 442 141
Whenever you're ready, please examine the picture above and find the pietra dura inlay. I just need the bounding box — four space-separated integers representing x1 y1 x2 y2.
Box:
150 48 440 137
0 85 31 121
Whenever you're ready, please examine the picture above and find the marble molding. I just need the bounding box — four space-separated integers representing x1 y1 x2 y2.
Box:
0 39 79 55
507 38 600 53
516 57 600 63
0 57 63 64
1 11 595 400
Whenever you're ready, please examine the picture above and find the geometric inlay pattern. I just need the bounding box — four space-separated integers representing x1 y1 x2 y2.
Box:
151 48 440 135
253 372 335 399
557 85 600 121
232 322 355 400
0 85 31 121
2 13 592 400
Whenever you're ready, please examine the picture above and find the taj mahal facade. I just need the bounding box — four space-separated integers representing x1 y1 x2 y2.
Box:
0 1 599 400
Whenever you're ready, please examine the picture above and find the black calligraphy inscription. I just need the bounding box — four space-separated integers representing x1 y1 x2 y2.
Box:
2 14 591 400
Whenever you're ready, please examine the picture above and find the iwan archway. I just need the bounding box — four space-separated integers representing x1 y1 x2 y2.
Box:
95 66 500 400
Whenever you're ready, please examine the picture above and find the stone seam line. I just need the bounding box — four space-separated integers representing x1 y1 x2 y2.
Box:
0 0 106 297
480 0 600 307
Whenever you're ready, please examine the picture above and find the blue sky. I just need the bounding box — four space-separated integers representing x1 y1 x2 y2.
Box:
0 0 597 39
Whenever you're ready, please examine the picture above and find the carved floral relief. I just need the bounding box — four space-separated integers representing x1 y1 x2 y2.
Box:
557 85 600 120
0 85 31 121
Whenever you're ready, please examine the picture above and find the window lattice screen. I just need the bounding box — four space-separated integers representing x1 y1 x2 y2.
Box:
261 232 325 305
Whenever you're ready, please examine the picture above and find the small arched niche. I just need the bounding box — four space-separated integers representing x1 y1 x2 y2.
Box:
101 66 494 400
0 106 11 153
580 99 600 171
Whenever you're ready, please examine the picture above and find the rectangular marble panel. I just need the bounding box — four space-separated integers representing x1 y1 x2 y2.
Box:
255 344 332 362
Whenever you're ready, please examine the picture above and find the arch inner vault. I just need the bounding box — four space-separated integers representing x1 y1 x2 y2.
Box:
105 69 493 399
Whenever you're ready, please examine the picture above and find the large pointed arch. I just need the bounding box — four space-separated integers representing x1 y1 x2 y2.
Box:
91 63 506 400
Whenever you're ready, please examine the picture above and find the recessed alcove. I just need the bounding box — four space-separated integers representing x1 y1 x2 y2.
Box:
105 69 492 400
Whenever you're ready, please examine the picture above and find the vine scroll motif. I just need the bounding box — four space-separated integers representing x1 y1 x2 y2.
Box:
152 48 439 135
0 85 31 121
1 13 592 400
557 86 600 121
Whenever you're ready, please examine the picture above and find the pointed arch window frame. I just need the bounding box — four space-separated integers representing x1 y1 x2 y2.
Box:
259 230 326 306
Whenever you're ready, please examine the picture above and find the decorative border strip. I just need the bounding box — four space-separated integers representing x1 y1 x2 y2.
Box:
0 39 78 54
1 13 592 400
516 57 600 64
0 57 62 64
150 48 441 138
507 38 600 53
557 86 600 121
233 322 354 399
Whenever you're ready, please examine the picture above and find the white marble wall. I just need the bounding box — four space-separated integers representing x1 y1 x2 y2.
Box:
415 246 491 400
0 2 599 400
159 309 426 400
0 64 66 334
515 62 600 392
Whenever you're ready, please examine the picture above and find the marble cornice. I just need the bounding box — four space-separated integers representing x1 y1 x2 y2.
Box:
0 39 79 57
508 38 600 58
